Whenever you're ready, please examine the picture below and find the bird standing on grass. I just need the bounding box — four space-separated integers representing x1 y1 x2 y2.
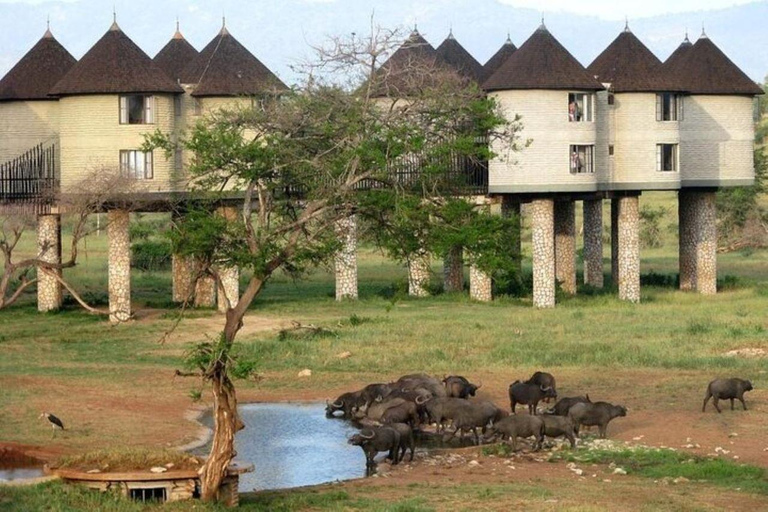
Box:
39 412 64 438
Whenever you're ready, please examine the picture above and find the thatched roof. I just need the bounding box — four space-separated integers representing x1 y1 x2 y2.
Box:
370 30 447 97
587 27 680 92
50 22 183 96
154 23 199 83
0 28 76 101
181 25 287 97
669 33 763 95
482 36 516 84
483 24 603 92
435 32 483 83
663 34 693 70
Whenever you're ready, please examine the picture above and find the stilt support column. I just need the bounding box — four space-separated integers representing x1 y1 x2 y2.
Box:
583 199 604 288
443 246 464 293
679 190 717 295
617 196 640 303
172 254 195 303
501 197 522 272
531 199 555 308
408 251 431 297
37 214 62 312
334 215 358 301
469 264 492 302
108 210 131 323
554 201 576 295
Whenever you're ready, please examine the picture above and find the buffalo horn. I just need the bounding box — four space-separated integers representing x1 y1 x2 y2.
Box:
359 430 375 440
332 400 344 408
415 394 429 405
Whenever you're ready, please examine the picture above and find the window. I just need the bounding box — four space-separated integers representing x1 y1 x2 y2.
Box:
120 150 154 179
174 95 182 118
656 93 683 121
570 145 594 173
607 93 615 106
656 144 678 172
568 93 594 122
608 145 614 156
130 488 167 503
119 95 154 124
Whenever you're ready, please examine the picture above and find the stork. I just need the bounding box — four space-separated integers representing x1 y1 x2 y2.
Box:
39 412 64 438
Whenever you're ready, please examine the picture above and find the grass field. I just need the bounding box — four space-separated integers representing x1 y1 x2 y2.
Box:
1 192 768 510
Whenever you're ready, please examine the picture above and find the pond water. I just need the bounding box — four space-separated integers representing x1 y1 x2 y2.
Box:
233 403 366 492
0 467 45 482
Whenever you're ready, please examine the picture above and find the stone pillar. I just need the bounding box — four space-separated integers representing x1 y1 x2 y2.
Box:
408 251 431 297
554 201 576 295
617 196 640 303
37 214 62 312
583 199 604 288
194 271 216 308
678 191 696 292
172 254 195 303
501 197 522 272
611 198 619 286
108 210 131 323
530 199 555 308
469 264 492 302
217 266 239 312
443 246 464 293
679 191 717 295
334 215 358 301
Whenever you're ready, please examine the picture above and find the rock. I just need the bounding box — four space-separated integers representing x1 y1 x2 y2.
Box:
603 479 612 483
632 436 644 441
612 468 627 475
150 467 167 474
337 351 352 359
86 469 101 474
673 477 689 484
164 463 175 469
298 369 312 378
733 455 740 460
468 460 480 468
728 432 738 438
573 469 584 476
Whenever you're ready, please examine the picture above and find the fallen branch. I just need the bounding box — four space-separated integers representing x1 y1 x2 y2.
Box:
278 321 337 338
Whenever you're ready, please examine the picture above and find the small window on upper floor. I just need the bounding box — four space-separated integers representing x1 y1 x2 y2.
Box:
607 93 615 106
570 145 594 173
119 95 154 125
568 93 594 122
656 144 678 172
608 145 614 156
120 150 154 180
174 95 182 118
656 93 683 121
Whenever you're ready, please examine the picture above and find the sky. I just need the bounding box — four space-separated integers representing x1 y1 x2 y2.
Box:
0 0 766 83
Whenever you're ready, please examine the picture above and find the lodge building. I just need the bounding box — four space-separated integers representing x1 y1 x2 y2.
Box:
0 17 762 319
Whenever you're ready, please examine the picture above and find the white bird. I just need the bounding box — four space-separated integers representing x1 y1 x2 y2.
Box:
39 412 65 438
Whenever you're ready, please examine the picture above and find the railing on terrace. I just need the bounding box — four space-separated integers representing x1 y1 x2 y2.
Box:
0 142 59 214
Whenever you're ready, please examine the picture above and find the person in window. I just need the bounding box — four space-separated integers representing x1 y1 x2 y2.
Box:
571 150 582 173
569 100 577 122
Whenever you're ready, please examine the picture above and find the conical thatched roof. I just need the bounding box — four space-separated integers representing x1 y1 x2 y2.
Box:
669 33 763 95
50 22 183 96
663 34 693 70
0 28 76 101
483 24 603 92
587 27 678 92
154 24 199 83
435 32 483 82
370 30 447 97
181 25 286 97
482 36 516 84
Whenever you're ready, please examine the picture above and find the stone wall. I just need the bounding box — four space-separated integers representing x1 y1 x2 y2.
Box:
108 210 131 323
334 215 358 300
616 196 640 303
37 214 62 312
554 201 576 294
530 199 555 308
583 199 604 288
443 246 464 293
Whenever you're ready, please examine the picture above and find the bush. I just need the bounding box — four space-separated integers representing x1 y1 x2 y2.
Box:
639 205 669 249
131 241 172 272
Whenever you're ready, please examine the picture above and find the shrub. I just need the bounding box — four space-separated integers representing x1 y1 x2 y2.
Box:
639 205 669 249
131 241 172 272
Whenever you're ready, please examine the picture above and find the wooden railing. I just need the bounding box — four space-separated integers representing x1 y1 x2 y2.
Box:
0 142 59 214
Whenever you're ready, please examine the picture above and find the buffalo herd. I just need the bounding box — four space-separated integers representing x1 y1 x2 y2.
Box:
329 373 755 472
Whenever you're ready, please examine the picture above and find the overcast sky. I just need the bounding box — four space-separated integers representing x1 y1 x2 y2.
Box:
0 0 759 21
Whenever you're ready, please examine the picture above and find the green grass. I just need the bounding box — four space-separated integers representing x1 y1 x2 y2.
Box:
553 446 768 495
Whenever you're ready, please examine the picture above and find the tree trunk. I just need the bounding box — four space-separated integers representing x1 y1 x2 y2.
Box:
199 364 244 502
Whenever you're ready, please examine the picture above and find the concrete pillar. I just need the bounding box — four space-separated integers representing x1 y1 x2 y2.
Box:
217 266 239 312
469 264 492 302
501 197 522 272
583 199 604 288
554 201 576 295
108 210 131 323
611 198 619 286
37 214 62 312
679 191 717 295
530 199 555 308
617 196 640 303
172 254 195 303
194 270 217 308
334 215 358 300
443 246 464 293
408 251 431 297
